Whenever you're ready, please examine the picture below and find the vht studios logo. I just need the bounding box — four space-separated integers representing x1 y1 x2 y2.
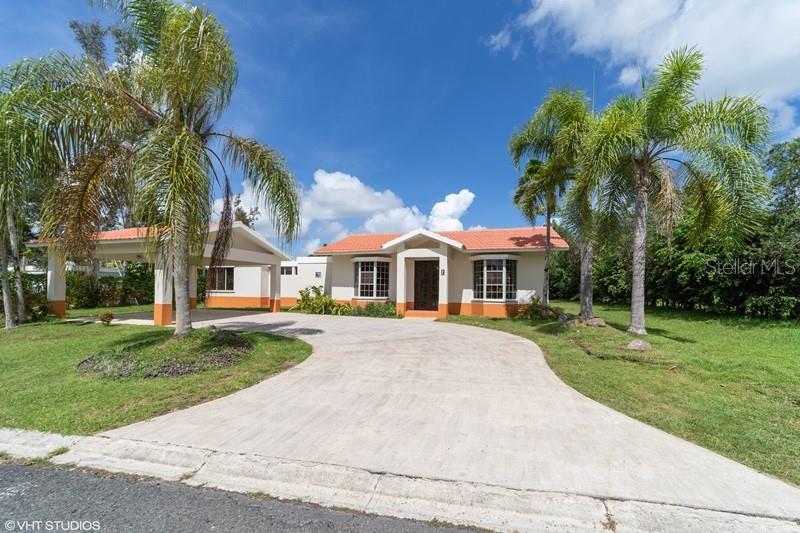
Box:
4 521 101 532
707 258 797 276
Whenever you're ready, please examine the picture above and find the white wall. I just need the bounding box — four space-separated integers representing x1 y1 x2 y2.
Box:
207 266 269 298
280 257 331 298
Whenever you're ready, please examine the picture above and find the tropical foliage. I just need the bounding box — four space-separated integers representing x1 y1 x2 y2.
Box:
509 88 592 317
574 46 770 333
0 0 301 335
551 137 800 319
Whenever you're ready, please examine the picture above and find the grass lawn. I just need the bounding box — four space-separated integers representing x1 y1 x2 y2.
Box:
446 301 800 486
66 304 154 318
0 321 311 435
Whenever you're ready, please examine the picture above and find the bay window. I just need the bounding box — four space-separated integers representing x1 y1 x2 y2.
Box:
353 258 390 298
472 257 517 300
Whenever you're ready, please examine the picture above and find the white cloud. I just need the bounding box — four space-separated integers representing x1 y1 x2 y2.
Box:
302 238 322 256
215 172 479 257
301 169 404 227
467 224 487 231
491 0 800 136
364 206 427 233
428 189 476 231
617 65 641 87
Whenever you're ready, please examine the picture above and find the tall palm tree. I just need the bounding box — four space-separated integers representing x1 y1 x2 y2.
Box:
513 159 567 316
0 69 57 326
579 47 770 334
30 0 300 336
510 88 592 318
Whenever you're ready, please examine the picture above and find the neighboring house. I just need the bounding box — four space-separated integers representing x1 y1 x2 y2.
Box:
281 227 567 318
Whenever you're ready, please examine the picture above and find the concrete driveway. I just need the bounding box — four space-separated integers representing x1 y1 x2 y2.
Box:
69 313 800 530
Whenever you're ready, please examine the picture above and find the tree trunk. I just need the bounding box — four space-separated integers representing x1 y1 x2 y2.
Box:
579 240 594 319
629 168 649 335
541 205 551 318
6 210 26 323
0 236 16 329
172 220 193 337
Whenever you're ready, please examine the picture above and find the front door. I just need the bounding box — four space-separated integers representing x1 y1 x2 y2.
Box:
414 260 439 310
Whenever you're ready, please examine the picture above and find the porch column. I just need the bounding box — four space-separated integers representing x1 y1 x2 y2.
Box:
269 263 281 312
154 253 173 326
395 255 406 315
437 244 449 319
189 267 197 309
46 247 66 319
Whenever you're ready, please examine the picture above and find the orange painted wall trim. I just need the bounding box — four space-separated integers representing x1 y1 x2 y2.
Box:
437 303 448 319
154 303 172 326
281 297 298 308
405 309 438 318
189 297 197 309
448 302 521 318
206 295 271 309
47 300 66 319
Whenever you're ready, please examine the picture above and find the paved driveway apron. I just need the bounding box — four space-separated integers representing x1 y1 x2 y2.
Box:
103 313 800 520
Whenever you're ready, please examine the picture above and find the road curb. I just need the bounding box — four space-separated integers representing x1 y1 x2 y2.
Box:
0 428 81 459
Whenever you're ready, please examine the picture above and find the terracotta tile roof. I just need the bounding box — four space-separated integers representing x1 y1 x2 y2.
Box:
314 227 568 254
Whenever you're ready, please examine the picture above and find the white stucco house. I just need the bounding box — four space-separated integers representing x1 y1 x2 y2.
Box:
280 227 567 318
34 224 565 323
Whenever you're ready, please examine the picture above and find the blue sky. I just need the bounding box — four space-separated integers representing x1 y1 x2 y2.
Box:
2 1 799 256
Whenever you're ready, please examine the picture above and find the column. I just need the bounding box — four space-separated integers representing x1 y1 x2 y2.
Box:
189 267 197 309
395 254 406 315
154 253 173 326
46 247 66 319
437 245 449 319
269 263 281 312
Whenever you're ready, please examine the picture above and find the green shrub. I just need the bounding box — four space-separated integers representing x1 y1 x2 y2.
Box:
98 312 114 326
743 295 800 319
292 286 396 317
353 301 398 318
514 297 564 320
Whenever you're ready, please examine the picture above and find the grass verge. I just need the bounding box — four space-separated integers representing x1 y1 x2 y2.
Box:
0 321 311 435
445 301 800 486
66 304 155 318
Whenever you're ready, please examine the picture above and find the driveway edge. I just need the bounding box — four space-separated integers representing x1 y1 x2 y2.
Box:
7 431 796 533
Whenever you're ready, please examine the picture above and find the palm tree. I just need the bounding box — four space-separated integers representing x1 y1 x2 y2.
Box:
510 88 593 318
29 0 300 336
0 69 58 326
512 159 567 316
579 47 770 334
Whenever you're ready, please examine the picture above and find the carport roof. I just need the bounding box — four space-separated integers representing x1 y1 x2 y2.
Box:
29 222 291 262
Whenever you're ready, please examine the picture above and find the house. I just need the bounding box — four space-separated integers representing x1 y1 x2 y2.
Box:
32 222 289 324
281 227 568 318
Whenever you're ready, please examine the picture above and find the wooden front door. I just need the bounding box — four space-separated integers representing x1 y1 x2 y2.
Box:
414 260 439 311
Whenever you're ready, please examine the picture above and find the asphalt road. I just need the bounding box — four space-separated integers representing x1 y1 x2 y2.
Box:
0 464 473 533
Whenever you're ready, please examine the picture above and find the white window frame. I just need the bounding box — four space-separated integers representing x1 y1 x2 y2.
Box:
352 257 391 299
470 255 518 302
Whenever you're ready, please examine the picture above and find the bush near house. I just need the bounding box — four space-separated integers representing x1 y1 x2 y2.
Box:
291 285 399 318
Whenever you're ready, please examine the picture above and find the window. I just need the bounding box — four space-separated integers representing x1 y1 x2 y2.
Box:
314 271 322 278
280 266 294 275
472 259 516 300
208 267 234 291
354 260 389 298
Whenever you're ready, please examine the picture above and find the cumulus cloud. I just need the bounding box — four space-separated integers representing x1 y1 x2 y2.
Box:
428 189 476 231
216 171 479 257
489 0 800 136
364 206 428 233
301 169 404 226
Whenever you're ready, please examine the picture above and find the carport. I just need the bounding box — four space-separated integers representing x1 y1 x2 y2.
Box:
33 222 288 325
